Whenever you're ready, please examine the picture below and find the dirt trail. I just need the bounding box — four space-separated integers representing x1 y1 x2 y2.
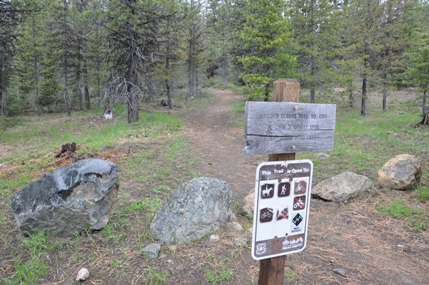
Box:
183 89 429 284
184 89 264 201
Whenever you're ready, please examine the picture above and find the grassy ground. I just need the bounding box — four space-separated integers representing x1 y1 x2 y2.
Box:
1 87 429 284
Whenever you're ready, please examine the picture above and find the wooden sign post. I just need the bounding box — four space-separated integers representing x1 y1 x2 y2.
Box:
244 79 336 285
259 79 299 285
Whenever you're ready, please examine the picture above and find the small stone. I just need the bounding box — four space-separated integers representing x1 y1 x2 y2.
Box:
397 244 404 251
189 256 196 263
317 153 329 158
141 243 161 259
76 268 90 282
333 268 346 277
210 234 220 242
403 246 411 253
234 237 248 247
228 222 243 231
346 218 351 224
352 211 358 215
168 245 177 252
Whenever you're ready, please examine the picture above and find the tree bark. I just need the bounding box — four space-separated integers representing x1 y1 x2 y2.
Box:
63 0 71 116
32 18 41 116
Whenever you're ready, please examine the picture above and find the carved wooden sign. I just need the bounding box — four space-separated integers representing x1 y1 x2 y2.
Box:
243 102 336 155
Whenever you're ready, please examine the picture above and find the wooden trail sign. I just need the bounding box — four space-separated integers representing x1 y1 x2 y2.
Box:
245 79 336 285
243 102 336 155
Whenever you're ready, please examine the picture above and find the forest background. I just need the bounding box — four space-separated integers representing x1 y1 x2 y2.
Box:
1 0 429 121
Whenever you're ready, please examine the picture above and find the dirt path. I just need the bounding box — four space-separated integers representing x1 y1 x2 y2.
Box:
184 89 264 202
183 89 429 284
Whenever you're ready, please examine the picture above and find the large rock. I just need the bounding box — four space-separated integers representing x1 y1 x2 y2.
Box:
150 177 232 245
242 190 255 218
378 154 422 190
11 158 119 237
312 171 372 202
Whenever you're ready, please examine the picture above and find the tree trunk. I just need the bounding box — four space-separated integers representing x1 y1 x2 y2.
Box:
82 38 90 110
127 26 139 123
63 0 71 116
310 0 316 103
81 0 90 110
166 56 172 109
96 58 101 108
32 18 41 116
76 69 83 110
221 26 228 84
361 43 368 116
361 75 366 116
0 70 3 116
188 28 195 99
382 82 388 112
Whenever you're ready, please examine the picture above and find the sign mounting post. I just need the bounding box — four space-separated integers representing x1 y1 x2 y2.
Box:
244 79 336 285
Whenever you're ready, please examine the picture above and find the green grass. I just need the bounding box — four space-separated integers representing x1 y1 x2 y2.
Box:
377 198 421 219
0 108 185 159
2 231 61 285
165 136 189 161
144 266 169 285
204 261 234 284
377 198 427 232
284 266 297 281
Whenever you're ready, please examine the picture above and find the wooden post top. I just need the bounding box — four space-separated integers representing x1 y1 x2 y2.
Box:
272 79 300 103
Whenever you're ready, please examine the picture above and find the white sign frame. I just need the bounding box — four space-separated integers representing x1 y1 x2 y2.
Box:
251 159 313 260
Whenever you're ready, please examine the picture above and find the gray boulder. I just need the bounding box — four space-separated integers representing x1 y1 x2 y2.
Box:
11 158 119 237
378 154 422 190
150 177 232 245
312 171 372 202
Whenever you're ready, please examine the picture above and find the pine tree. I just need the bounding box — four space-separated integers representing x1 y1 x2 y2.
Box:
290 0 339 103
185 0 206 98
238 0 296 101
376 0 412 111
0 0 21 116
12 0 45 115
408 1 429 116
340 0 383 115
106 0 173 123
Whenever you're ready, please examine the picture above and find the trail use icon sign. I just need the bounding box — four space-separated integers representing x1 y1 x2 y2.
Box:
251 160 313 260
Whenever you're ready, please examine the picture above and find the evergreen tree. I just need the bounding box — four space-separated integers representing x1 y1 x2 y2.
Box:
185 0 206 98
290 0 339 103
238 0 296 101
11 0 46 115
341 0 383 115
408 1 429 116
0 0 21 116
106 0 172 123
376 0 412 111
157 1 184 109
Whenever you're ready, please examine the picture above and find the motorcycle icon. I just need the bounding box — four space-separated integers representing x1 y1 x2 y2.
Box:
293 196 306 210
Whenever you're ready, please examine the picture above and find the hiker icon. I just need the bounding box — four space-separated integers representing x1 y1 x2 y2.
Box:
278 182 290 197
